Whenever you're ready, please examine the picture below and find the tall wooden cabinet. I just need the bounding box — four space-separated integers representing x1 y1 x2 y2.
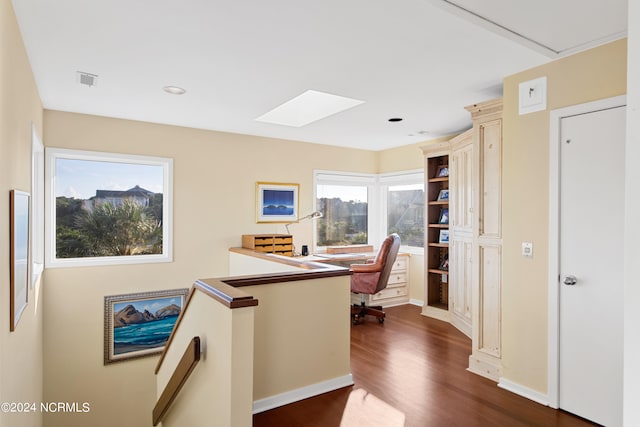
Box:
422 131 473 336
466 99 503 381
421 99 503 382
448 131 474 338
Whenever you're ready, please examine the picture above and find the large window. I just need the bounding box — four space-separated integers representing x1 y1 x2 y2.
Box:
314 172 376 248
382 172 424 248
46 148 173 267
316 184 369 246
314 170 423 251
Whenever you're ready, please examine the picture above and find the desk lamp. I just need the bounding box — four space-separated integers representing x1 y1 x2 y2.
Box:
285 211 323 256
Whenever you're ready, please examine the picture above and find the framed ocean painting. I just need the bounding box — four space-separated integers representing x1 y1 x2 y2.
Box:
256 182 299 223
104 288 188 364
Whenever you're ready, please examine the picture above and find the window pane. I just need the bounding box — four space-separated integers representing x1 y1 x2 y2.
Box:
387 183 424 247
47 148 173 267
316 184 368 246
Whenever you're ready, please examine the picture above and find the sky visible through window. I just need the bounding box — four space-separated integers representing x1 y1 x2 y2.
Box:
316 184 367 202
56 158 164 199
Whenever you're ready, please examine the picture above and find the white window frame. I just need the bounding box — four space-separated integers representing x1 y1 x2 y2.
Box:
31 124 44 286
379 169 425 255
313 169 424 254
313 170 378 250
45 148 173 268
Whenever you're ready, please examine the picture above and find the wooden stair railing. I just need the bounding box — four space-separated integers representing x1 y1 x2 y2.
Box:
152 336 201 426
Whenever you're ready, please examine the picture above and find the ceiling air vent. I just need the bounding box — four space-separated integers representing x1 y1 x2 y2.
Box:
76 71 98 87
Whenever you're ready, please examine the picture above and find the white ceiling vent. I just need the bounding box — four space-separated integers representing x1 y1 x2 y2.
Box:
76 71 98 87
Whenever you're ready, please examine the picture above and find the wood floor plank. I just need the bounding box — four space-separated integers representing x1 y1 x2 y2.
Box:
253 304 597 427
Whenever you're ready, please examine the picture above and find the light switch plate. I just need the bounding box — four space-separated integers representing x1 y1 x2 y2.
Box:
522 242 533 257
519 77 547 115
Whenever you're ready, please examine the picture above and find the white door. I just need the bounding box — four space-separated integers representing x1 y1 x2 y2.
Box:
559 106 625 426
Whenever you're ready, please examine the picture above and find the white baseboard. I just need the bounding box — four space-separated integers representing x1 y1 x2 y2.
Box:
409 299 423 307
253 374 354 414
498 377 549 406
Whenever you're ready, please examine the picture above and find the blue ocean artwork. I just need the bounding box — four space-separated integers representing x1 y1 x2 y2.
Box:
113 316 178 355
112 295 183 356
262 189 294 216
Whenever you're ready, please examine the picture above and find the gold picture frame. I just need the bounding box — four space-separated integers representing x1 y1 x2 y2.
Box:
104 288 188 364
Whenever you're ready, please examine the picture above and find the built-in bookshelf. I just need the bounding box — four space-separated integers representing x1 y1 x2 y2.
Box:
425 156 449 315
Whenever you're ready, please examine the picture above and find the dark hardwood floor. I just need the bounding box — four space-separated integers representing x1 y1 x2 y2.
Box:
253 304 597 427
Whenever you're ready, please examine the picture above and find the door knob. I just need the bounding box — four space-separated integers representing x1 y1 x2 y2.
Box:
563 275 578 286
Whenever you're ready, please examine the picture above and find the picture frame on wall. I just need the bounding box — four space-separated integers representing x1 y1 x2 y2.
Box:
10 190 30 332
104 288 189 364
256 182 299 223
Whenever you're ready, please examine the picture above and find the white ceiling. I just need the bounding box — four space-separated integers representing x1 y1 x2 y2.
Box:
12 0 627 151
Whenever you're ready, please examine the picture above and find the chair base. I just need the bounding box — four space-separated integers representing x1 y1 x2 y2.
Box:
351 302 385 325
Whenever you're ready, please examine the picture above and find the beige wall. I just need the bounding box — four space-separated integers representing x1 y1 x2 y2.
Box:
378 141 425 173
41 111 385 427
0 1 44 426
247 276 351 402
501 39 627 393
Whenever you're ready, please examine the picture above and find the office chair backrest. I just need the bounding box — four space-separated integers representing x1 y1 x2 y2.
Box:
373 233 401 294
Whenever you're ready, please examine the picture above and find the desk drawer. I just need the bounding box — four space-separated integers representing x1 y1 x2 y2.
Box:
273 244 293 252
372 286 408 301
388 272 407 285
392 257 408 271
273 236 293 245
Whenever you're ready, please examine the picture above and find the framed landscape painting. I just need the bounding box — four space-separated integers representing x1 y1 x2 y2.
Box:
104 288 188 364
256 182 299 223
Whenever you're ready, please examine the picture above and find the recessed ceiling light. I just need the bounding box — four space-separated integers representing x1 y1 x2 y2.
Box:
163 86 186 95
256 90 365 127
388 117 403 122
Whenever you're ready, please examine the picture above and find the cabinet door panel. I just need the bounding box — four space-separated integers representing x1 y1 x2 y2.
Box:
450 237 472 337
451 142 473 233
479 119 502 238
478 244 501 358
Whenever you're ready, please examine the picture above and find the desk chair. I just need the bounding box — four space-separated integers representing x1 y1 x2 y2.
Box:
350 233 400 325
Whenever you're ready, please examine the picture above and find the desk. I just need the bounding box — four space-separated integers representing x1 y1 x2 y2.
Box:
299 252 375 268
302 252 410 308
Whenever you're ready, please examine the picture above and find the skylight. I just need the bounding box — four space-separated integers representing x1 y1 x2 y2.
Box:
255 90 365 127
